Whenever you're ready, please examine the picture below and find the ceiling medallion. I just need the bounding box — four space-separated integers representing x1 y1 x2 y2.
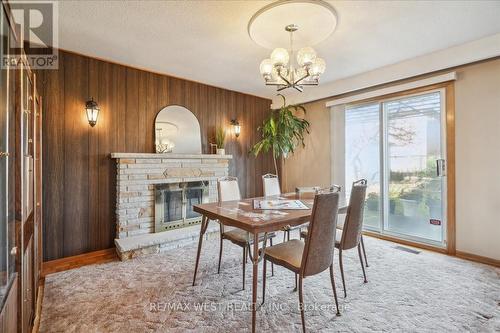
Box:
248 0 338 92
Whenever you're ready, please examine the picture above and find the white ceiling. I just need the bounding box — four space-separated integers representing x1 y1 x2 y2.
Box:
58 1 500 100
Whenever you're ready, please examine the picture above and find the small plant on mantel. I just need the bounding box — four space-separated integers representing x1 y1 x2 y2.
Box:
215 127 226 155
250 94 310 175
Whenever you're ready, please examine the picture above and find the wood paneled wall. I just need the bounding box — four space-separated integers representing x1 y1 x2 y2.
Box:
36 50 273 261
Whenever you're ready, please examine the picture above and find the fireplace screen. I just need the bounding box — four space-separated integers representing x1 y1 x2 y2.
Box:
154 181 209 232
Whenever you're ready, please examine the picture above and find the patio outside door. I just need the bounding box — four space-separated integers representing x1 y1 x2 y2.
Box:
345 90 447 247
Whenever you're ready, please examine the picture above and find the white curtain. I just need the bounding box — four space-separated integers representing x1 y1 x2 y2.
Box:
330 104 346 201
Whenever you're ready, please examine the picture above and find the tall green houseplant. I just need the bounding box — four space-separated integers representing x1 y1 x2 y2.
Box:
250 94 310 174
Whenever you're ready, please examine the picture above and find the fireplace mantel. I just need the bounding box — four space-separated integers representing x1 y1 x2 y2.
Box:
111 152 231 260
111 153 232 159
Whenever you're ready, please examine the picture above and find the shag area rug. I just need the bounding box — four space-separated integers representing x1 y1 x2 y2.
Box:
40 235 499 332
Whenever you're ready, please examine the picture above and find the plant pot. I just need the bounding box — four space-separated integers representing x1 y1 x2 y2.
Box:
427 202 441 219
366 198 379 211
400 199 419 217
216 148 225 155
389 199 397 214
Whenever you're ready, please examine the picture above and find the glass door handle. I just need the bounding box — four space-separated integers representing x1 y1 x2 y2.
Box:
436 159 446 177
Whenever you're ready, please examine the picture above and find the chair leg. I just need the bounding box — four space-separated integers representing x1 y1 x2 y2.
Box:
269 238 274 276
287 229 291 241
360 235 368 267
329 264 341 316
294 273 298 292
262 259 267 304
283 230 287 243
242 247 246 290
217 236 223 274
339 249 347 298
298 275 306 333
358 244 368 283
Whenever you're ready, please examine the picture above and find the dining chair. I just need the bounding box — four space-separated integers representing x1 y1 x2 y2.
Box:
336 179 368 297
262 173 281 197
336 215 369 268
262 174 307 242
261 187 342 332
217 176 275 290
301 179 368 297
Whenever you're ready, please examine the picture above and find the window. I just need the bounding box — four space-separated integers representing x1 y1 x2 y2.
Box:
338 89 447 246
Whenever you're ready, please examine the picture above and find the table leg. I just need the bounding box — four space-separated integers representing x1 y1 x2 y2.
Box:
192 215 209 286
251 232 259 333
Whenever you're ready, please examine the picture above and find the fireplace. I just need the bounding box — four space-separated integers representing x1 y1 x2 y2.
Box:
154 181 209 232
111 153 231 260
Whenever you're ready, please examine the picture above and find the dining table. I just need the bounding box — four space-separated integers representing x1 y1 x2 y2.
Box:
191 192 347 333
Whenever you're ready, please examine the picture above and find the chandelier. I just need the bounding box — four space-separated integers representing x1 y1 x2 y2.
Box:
259 24 326 92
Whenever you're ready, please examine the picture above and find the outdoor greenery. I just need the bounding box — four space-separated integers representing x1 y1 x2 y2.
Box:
215 127 226 149
250 94 310 174
366 192 380 211
365 157 442 218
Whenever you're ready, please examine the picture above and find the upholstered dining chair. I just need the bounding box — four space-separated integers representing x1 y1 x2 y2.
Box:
261 187 342 333
217 176 275 290
336 213 369 268
262 173 281 197
301 179 368 297
262 173 305 242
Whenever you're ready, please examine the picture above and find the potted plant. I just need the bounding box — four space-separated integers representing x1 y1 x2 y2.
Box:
399 188 423 217
250 94 310 174
215 127 226 155
424 192 441 219
387 188 400 215
366 192 379 211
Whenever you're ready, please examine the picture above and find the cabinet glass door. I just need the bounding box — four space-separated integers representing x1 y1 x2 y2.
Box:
0 10 8 294
0 6 16 300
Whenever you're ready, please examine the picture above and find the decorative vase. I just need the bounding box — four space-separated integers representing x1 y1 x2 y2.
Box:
216 148 225 155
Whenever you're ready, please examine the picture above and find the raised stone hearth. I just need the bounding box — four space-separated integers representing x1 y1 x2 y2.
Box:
111 153 231 260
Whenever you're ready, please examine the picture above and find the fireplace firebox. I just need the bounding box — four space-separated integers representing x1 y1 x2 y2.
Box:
154 181 209 232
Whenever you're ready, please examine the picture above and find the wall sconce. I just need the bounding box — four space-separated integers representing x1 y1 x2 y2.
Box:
85 97 100 127
231 119 241 138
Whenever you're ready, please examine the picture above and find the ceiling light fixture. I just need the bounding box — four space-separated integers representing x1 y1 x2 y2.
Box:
249 0 337 93
259 24 325 92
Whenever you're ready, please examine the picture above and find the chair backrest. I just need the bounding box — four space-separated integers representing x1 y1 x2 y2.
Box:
262 174 281 197
340 179 367 250
300 187 341 277
217 176 241 202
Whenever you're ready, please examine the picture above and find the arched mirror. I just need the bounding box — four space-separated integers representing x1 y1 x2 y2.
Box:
154 105 202 154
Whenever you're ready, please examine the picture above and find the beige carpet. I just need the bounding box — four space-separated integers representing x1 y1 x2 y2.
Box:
40 234 499 332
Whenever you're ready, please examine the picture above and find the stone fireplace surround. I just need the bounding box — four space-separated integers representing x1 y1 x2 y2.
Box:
111 153 231 260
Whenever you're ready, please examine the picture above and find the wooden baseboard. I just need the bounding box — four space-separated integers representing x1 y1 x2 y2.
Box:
42 248 118 276
363 232 499 267
363 231 448 254
31 277 44 333
455 251 500 268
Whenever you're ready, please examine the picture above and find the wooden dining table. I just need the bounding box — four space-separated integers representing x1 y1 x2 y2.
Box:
192 192 347 333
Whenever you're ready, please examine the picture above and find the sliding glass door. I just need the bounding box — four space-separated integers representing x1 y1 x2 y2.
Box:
384 92 445 243
344 90 447 247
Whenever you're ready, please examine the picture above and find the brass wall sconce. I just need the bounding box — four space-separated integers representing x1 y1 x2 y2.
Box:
231 119 241 138
85 97 100 127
